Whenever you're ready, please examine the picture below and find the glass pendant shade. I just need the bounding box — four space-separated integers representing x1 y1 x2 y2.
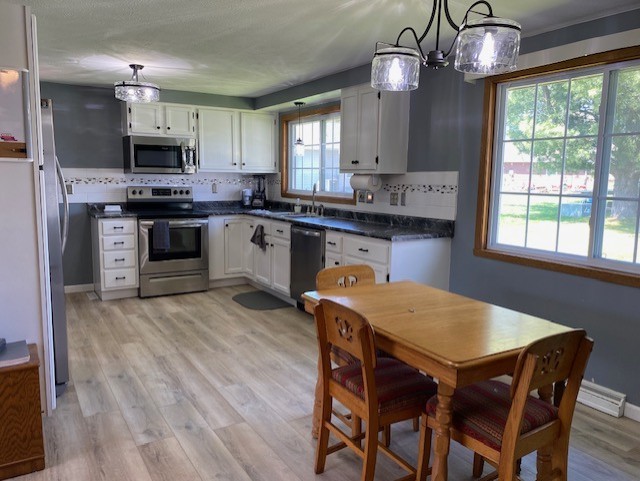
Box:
454 17 521 74
294 138 305 156
114 64 160 103
371 46 421 91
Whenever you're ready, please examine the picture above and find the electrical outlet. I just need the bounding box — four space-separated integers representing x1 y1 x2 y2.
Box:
65 183 74 195
366 191 374 203
390 192 398 206
400 192 406 206
211 183 217 193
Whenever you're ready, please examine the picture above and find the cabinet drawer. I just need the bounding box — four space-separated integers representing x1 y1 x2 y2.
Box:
102 235 136 251
100 219 135 236
344 237 389 264
325 232 342 253
103 250 136 269
103 268 137 289
270 221 290 240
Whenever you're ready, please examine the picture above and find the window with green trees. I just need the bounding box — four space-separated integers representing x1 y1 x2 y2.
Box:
484 56 640 278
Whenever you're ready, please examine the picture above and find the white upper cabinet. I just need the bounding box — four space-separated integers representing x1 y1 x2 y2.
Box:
198 109 276 173
339 84 410 174
240 112 276 172
124 102 195 137
198 108 238 172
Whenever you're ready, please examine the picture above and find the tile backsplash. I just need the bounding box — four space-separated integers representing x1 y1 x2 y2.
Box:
268 171 458 221
62 168 255 204
63 169 458 221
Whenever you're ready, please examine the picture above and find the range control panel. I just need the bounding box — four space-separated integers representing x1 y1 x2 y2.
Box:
126 185 193 202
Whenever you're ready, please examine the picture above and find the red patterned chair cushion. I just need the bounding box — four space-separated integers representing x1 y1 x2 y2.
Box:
425 380 558 451
332 358 438 414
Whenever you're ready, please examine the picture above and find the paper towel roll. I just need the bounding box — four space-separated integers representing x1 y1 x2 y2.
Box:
349 174 382 192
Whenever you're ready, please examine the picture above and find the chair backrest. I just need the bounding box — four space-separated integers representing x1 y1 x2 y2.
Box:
503 329 593 454
316 264 376 290
314 299 378 406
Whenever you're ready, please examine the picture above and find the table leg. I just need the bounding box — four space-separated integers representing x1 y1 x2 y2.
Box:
431 382 455 481
536 384 554 480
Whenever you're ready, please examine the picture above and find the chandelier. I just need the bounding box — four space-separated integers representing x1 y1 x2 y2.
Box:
371 0 521 91
114 64 160 103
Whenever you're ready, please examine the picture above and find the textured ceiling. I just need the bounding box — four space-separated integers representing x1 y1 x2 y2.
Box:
8 0 640 98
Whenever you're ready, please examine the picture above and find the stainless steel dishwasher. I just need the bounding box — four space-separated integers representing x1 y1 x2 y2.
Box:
290 225 325 306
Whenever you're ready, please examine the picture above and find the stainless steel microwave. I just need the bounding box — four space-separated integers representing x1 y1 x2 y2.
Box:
123 135 197 174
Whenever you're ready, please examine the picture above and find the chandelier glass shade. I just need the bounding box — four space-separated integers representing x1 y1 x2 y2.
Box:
293 101 305 156
114 64 160 103
371 0 521 91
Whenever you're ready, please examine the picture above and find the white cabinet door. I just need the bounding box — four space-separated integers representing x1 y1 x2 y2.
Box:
357 88 380 170
243 220 256 276
129 104 163 134
339 88 359 171
325 253 342 268
240 112 276 172
344 255 388 284
271 237 290 295
224 219 244 274
254 241 271 285
165 105 195 137
198 108 238 172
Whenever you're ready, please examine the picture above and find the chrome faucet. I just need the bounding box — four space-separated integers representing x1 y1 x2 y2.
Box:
312 183 317 214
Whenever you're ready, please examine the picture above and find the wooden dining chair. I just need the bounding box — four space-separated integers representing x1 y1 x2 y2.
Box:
314 264 411 446
315 299 437 481
417 329 593 481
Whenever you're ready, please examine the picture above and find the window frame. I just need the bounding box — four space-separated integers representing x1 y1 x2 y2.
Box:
475 45 640 288
280 103 355 205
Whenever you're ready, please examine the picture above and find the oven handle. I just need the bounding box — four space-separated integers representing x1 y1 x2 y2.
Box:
139 219 208 229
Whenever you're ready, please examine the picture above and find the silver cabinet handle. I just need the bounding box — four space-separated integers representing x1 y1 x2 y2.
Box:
358 248 369 253
115 276 126 280
114 241 125 246
114 258 125 262
328 241 336 246
113 226 124 230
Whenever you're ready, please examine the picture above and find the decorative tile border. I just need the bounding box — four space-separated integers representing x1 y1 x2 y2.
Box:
382 184 458 194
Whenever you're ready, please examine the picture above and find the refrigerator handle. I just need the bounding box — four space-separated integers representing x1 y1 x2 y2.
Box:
55 156 69 254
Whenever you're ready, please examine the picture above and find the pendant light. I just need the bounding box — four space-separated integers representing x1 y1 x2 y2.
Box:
114 64 160 103
371 0 521 91
293 101 305 156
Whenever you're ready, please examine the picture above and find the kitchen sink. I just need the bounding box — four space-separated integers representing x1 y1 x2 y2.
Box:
277 212 319 218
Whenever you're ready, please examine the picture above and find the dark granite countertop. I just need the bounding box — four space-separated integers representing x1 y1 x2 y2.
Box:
88 201 454 241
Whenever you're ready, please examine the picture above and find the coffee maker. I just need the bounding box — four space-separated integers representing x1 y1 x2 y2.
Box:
242 189 253 207
251 176 266 208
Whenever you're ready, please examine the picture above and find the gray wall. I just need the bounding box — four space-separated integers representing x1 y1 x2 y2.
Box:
41 82 124 169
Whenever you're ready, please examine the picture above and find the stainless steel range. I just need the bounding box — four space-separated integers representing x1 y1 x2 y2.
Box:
127 186 209 297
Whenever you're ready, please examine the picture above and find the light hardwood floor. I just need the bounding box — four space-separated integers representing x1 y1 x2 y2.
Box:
16 286 640 481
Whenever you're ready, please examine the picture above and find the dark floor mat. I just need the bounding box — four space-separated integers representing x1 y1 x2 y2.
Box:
232 290 292 310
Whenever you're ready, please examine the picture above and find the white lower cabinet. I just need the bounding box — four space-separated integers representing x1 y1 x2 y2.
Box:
270 223 291 295
253 221 272 285
223 218 244 274
325 231 451 289
91 217 139 300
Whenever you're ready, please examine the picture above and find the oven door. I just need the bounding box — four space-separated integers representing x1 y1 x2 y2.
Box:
138 218 209 275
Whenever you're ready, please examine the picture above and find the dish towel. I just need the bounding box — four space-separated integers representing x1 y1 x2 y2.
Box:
250 224 267 251
153 220 171 251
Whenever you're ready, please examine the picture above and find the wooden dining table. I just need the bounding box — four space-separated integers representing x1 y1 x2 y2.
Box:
302 281 572 481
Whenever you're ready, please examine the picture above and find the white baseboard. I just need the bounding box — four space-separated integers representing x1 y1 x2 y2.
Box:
578 380 626 417
623 402 640 422
64 283 94 293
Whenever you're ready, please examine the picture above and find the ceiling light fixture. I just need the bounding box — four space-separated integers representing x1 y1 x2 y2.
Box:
293 101 305 156
114 64 160 103
371 0 521 91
